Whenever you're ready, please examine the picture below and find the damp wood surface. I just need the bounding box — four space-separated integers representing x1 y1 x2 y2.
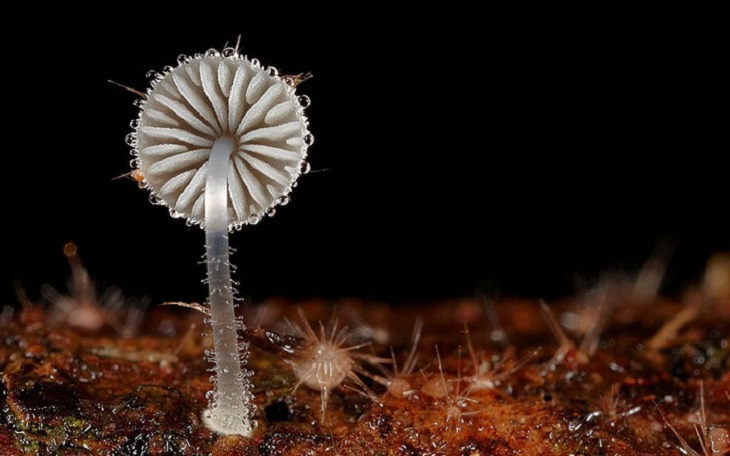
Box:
1 289 729 455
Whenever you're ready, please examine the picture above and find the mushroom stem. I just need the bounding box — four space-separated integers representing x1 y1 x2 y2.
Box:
202 136 254 436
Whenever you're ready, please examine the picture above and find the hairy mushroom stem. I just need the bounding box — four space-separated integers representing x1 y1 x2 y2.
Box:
202 136 254 436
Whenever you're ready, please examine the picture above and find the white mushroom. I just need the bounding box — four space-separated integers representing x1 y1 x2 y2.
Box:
126 46 312 436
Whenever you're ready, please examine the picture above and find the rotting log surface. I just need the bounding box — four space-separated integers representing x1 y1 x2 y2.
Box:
1 292 728 455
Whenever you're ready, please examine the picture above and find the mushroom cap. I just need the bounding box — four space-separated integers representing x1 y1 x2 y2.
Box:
129 49 312 229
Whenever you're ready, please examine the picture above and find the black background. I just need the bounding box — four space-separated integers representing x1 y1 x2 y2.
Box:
1 5 726 306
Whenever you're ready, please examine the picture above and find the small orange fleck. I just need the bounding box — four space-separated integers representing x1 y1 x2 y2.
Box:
131 169 145 183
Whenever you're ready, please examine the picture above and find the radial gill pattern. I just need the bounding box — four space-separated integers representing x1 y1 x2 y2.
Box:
129 49 312 228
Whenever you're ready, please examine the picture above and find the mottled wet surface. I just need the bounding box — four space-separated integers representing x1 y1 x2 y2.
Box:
1 292 728 455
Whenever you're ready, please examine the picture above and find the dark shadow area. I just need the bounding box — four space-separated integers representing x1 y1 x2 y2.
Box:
1 5 726 306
